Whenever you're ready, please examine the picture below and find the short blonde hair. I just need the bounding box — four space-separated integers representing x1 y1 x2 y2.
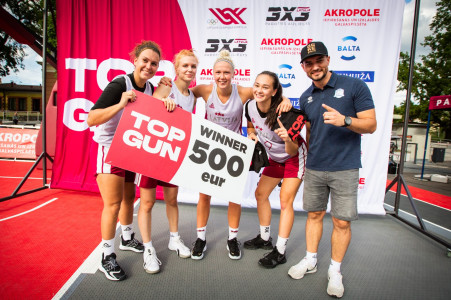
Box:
173 49 199 69
213 50 235 71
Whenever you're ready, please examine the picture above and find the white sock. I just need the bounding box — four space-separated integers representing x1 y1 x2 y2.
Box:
102 238 115 256
120 223 133 241
306 251 317 267
276 236 288 254
260 225 270 241
170 232 180 240
197 226 207 241
144 241 153 250
228 227 239 240
329 259 342 273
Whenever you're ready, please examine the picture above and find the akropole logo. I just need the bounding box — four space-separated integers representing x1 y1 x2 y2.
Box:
199 68 251 83
323 8 381 27
207 8 247 27
205 39 247 56
358 177 366 189
266 7 310 24
260 37 312 56
338 36 360 61
325 9 380 17
334 71 375 83
63 98 95 132
277 64 296 88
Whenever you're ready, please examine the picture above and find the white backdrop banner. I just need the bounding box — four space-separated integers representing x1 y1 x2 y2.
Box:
176 0 405 215
55 0 405 215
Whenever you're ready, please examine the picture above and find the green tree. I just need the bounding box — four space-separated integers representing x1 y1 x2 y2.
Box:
396 0 451 139
0 0 56 77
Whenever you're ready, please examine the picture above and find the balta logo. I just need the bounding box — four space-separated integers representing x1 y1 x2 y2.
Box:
205 39 247 53
209 8 247 25
338 36 360 61
277 64 296 88
266 7 310 22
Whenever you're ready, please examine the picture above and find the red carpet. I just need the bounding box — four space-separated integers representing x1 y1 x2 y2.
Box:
0 189 103 299
0 160 103 299
386 180 451 210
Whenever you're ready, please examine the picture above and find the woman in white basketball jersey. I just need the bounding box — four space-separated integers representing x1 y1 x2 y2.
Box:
244 71 307 268
87 41 174 281
134 49 199 274
188 51 292 260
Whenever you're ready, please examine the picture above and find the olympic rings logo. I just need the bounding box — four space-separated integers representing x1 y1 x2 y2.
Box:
207 19 218 25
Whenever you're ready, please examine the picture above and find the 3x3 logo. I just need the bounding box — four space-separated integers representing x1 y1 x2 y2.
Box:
205 39 247 53
266 7 310 22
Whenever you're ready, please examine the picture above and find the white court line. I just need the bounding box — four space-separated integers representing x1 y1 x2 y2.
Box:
52 198 141 300
387 190 451 212
0 175 51 180
384 203 451 235
0 198 58 222
0 159 35 162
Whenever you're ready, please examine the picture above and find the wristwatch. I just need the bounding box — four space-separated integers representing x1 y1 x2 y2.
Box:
343 116 352 127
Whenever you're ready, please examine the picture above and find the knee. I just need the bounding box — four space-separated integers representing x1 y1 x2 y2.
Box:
165 197 178 208
255 189 268 202
104 200 121 212
308 211 325 221
140 200 155 213
279 197 294 211
333 218 351 231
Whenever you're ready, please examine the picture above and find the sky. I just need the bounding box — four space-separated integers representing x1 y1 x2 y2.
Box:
1 0 438 106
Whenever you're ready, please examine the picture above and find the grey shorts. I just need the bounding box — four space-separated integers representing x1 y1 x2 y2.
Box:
303 168 359 221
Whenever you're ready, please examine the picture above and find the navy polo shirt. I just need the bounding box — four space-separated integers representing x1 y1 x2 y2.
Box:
299 71 374 171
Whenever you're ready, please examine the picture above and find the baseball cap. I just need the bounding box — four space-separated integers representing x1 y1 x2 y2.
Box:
300 41 328 63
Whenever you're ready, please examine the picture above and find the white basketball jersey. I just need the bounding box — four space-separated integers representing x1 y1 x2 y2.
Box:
205 83 243 134
246 100 291 163
167 80 195 112
93 75 153 147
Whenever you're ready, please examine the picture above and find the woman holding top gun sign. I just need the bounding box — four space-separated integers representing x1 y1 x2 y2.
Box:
134 49 200 274
87 40 176 281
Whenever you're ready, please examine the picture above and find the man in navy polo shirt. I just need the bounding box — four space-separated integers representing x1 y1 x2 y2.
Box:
287 41 376 298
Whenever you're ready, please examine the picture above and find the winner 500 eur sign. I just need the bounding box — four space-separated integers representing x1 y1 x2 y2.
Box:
106 91 255 203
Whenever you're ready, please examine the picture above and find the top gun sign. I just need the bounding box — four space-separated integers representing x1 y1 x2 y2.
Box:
106 91 255 203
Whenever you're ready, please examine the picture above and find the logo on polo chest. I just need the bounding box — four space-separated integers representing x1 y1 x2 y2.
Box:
334 88 344 98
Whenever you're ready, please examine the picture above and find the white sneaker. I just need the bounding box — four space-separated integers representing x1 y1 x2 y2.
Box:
288 257 317 279
143 247 161 274
168 236 191 258
327 269 344 298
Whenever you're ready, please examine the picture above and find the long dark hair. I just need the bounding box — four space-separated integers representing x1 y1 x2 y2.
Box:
257 71 283 128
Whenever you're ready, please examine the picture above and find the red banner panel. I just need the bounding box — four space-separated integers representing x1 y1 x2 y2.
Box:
53 0 192 191
0 128 38 159
429 95 451 110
